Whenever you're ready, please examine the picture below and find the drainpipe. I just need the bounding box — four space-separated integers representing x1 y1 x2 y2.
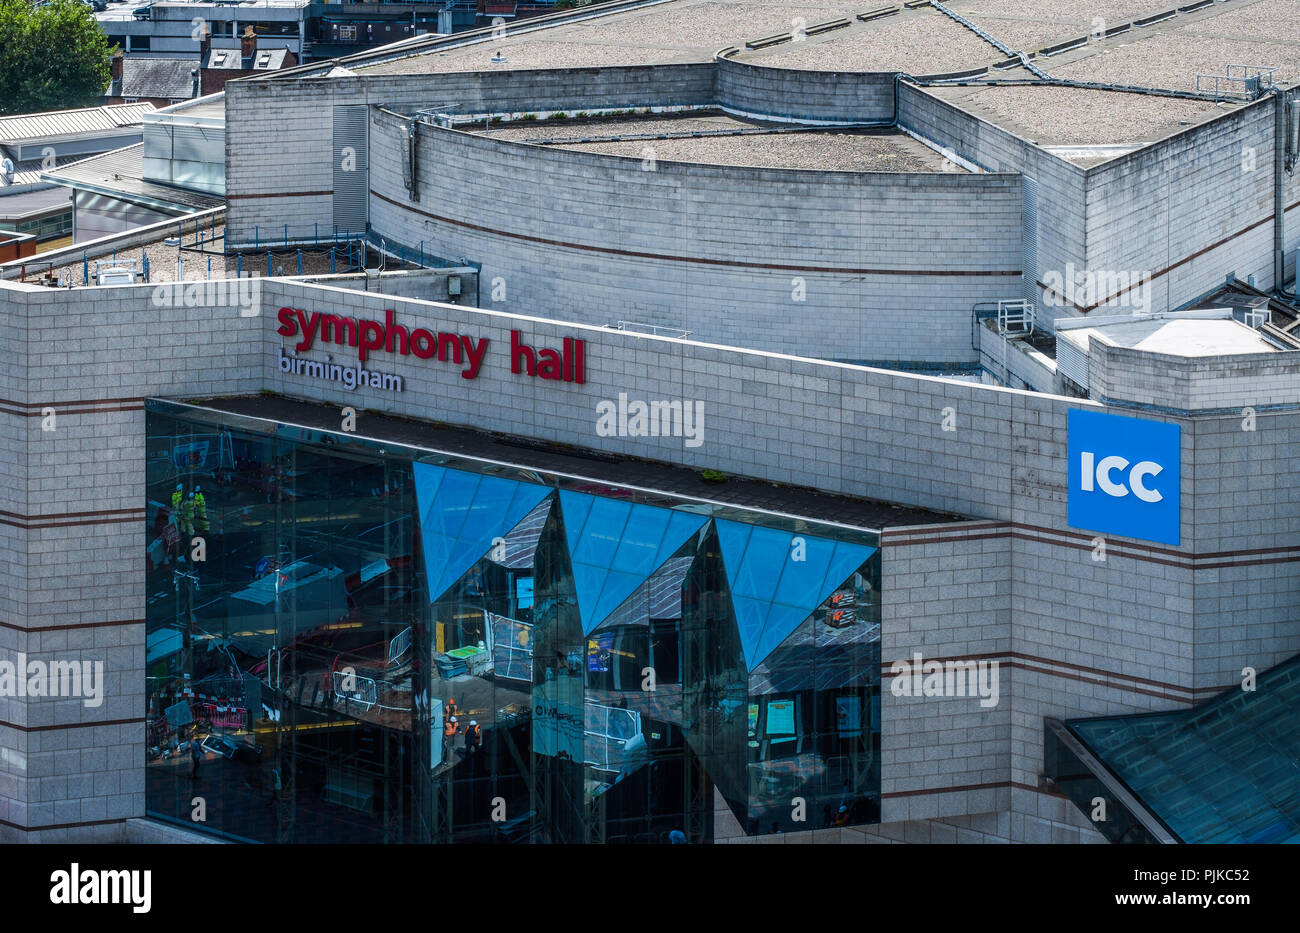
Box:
1275 90 1287 294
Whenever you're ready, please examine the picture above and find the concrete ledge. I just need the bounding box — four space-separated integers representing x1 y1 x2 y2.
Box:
857 5 900 23
123 818 229 844
744 32 792 50
806 17 853 36
0 207 225 282
1134 9 1179 26
911 65 989 81
1038 36 1089 56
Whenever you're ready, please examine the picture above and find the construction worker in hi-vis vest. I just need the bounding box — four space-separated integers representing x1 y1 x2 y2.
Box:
179 492 196 538
194 485 208 533
171 483 184 512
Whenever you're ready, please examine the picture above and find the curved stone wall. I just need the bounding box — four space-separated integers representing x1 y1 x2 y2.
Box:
368 106 1021 364
715 50 898 123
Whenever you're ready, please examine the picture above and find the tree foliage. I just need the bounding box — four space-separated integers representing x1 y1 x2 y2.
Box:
0 0 113 115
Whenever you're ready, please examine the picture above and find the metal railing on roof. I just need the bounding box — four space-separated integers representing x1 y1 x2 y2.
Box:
611 320 693 339
1196 65 1277 102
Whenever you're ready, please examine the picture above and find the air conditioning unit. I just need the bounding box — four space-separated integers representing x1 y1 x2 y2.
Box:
95 259 138 285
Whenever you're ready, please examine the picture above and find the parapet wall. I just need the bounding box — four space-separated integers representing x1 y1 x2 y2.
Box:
715 50 897 122
3 275 1299 838
367 105 1023 365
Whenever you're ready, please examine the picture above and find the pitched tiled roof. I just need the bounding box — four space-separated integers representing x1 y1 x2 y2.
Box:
111 58 198 101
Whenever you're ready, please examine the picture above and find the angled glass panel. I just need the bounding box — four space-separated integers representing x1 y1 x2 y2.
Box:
413 462 550 603
717 518 877 670
559 490 706 634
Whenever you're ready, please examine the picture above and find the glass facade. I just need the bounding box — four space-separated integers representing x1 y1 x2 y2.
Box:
144 399 882 843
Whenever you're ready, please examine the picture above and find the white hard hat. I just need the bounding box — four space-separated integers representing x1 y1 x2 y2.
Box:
470 720 477 726
450 716 457 723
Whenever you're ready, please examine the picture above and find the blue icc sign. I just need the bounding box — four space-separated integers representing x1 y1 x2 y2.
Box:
1067 409 1181 546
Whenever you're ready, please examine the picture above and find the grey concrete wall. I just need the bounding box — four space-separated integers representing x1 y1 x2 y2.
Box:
0 279 261 842
3 274 1298 840
289 267 479 304
1283 86 1300 290
1084 98 1278 314
368 106 1023 365
1090 343 1300 413
715 53 896 122
223 64 716 247
880 526 1011 822
978 321 1059 393
897 81 1086 327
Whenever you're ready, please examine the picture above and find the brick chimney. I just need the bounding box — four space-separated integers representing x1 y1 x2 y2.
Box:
198 24 211 63
240 25 257 61
110 49 123 81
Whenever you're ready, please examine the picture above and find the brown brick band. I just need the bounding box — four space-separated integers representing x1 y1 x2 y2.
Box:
372 189 1022 277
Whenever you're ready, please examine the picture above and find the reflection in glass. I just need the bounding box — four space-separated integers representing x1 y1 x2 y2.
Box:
145 402 885 843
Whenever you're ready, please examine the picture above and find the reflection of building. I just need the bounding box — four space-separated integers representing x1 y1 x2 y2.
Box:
7 0 1300 846
142 397 887 843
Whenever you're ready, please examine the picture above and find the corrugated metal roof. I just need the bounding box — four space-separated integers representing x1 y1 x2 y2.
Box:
0 153 96 189
42 144 222 211
0 103 155 144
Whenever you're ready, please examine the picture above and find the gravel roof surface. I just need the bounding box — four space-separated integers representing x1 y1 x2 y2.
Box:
960 14 1090 54
1051 30 1300 91
950 0 1181 26
362 39 696 73
557 129 960 172
472 112 773 140
545 0 865 50
359 0 865 74
1176 0 1300 44
30 226 385 286
956 84 1225 146
748 9 1003 73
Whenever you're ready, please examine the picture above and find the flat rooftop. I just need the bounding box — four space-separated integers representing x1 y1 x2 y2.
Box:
155 94 226 122
172 394 970 531
337 0 1300 158
471 112 962 172
930 84 1230 155
6 221 392 285
96 0 309 20
1058 314 1282 358
954 0 1195 53
740 6 1004 74
356 0 868 74
739 0 1291 153
40 144 222 214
